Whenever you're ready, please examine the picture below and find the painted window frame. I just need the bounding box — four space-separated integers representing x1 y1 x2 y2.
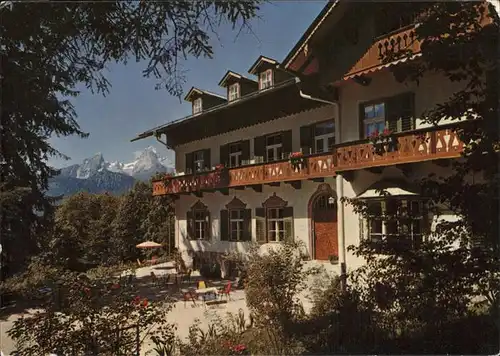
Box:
193 97 203 114
259 69 273 90
229 142 242 167
193 150 205 172
360 198 428 250
228 83 240 101
229 209 245 241
265 133 283 162
313 120 336 153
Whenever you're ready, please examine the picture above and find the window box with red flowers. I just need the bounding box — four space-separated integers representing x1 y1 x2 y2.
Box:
369 128 396 155
215 163 226 171
289 152 306 170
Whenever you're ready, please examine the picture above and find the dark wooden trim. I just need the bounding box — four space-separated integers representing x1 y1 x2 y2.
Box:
309 178 324 183
267 182 280 187
233 186 245 190
250 185 262 192
365 167 383 174
219 188 229 195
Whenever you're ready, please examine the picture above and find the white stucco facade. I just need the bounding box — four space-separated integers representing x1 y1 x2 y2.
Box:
168 43 466 277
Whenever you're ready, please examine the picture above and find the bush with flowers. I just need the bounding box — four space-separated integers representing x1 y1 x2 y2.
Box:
7 265 176 355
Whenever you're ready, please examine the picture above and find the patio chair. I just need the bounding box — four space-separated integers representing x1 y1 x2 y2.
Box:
218 281 232 301
181 288 197 308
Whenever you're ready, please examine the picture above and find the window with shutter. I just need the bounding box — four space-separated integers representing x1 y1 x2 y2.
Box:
313 121 335 153
360 92 415 139
265 133 283 162
255 208 266 243
220 210 229 241
283 206 294 242
361 198 428 251
188 201 210 240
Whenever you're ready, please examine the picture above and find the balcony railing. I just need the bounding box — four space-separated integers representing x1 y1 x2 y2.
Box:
152 126 464 196
344 26 421 79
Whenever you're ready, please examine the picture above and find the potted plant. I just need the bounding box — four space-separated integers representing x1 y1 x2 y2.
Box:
215 163 226 171
289 151 305 169
369 128 395 155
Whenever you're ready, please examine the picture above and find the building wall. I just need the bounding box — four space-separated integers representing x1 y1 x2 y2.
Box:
339 161 463 272
339 69 466 143
173 105 335 174
174 176 340 274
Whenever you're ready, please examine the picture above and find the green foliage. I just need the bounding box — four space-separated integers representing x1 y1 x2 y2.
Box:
7 266 176 355
0 0 261 278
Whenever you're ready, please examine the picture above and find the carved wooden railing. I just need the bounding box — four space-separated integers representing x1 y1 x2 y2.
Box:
335 127 464 171
152 126 465 195
152 153 336 195
345 26 421 78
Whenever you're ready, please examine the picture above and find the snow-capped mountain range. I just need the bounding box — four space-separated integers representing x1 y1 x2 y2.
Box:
48 146 174 196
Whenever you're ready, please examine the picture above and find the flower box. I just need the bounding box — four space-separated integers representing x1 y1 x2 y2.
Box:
289 152 305 168
368 128 396 155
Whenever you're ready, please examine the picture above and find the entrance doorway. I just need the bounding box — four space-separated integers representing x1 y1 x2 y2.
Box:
312 194 338 261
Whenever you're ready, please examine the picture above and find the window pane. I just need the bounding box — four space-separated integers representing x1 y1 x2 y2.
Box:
230 210 239 219
277 220 284 231
268 209 277 219
364 105 375 119
230 155 237 167
328 137 335 150
269 231 276 241
277 147 283 159
229 143 241 153
231 221 238 231
370 219 382 234
374 103 385 118
368 202 382 216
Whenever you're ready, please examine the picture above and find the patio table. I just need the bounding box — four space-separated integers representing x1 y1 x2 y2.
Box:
195 287 218 304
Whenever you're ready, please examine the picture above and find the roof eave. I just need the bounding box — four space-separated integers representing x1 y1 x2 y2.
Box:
282 0 340 70
248 56 279 75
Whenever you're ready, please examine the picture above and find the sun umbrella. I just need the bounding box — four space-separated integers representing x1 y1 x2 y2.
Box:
136 241 162 249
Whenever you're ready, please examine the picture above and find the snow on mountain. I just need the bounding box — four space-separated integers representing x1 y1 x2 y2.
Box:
50 147 175 197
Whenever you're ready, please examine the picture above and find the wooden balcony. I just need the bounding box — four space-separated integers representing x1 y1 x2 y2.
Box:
152 153 336 196
335 126 464 171
152 126 464 196
344 26 421 79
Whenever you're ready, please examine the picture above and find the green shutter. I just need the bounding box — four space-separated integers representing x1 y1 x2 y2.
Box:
359 103 366 139
187 211 194 239
204 211 211 240
241 140 251 162
220 145 229 166
386 92 415 133
255 208 266 243
185 152 194 174
300 125 313 155
254 136 266 159
283 206 294 242
220 210 229 241
243 209 252 241
203 149 211 170
282 130 293 156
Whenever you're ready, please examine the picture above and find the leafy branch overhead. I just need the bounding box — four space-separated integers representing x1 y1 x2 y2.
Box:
0 0 262 275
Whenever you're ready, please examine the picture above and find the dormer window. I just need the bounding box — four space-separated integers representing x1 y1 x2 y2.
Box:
228 83 240 101
193 98 202 114
259 69 273 90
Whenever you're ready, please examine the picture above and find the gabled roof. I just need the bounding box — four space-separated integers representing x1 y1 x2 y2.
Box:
218 70 258 88
282 0 340 70
248 55 279 75
183 87 226 102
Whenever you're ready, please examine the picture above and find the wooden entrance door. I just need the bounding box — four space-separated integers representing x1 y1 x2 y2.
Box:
313 195 338 261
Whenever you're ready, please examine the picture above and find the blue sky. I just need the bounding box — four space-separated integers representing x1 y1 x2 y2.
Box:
48 1 327 168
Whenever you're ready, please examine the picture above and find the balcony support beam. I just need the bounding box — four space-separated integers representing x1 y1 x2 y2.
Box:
250 185 262 193
309 177 324 183
267 182 280 187
286 180 302 190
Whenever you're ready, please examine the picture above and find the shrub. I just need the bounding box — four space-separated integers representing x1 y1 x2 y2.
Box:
7 266 175 355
